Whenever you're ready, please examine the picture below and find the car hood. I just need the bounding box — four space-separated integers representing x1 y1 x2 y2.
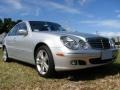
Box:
42 31 101 38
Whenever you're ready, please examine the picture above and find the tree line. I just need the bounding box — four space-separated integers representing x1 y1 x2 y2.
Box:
0 18 22 34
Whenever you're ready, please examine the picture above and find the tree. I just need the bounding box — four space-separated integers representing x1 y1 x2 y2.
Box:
0 19 3 34
2 18 13 33
0 18 22 34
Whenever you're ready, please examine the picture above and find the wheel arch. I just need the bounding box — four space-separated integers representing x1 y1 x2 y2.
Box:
34 42 52 59
34 42 56 77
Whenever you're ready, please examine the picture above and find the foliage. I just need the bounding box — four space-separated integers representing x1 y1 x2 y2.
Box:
0 18 22 34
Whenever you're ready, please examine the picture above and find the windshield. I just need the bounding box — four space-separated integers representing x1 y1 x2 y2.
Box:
29 21 66 32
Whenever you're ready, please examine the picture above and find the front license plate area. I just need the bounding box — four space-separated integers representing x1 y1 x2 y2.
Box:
101 50 112 60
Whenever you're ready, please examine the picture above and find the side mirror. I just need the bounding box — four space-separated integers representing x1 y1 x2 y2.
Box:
18 29 28 36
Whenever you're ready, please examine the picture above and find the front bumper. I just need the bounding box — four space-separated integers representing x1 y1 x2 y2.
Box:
51 48 118 71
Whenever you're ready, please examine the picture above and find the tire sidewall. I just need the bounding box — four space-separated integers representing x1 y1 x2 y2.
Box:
35 45 55 77
3 47 9 62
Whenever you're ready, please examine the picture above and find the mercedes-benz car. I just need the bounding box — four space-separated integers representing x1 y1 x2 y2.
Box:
2 21 118 77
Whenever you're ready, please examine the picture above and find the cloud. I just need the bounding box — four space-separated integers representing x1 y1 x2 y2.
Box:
20 12 29 16
99 20 120 28
48 1 81 14
49 1 95 17
115 10 120 13
78 0 94 6
35 8 40 17
17 0 81 15
117 14 120 18
26 0 81 14
65 0 89 6
115 9 120 18
65 0 74 6
85 13 95 18
98 32 120 37
0 0 23 14
78 0 87 6
0 0 94 18
80 19 120 29
5 0 22 9
20 8 40 17
64 0 94 7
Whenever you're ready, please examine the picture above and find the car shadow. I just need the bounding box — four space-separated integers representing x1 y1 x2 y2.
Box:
9 59 35 68
10 59 120 81
54 63 120 81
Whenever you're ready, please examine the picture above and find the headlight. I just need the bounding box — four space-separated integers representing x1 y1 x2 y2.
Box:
109 39 115 48
60 36 89 50
60 36 79 50
79 40 89 49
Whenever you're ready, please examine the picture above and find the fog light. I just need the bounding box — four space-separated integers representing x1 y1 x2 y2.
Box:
71 60 77 65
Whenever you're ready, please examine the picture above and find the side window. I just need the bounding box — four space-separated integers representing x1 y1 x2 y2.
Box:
31 22 49 31
7 25 18 36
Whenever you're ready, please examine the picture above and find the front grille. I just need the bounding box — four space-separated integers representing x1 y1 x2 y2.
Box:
89 58 113 64
87 37 110 49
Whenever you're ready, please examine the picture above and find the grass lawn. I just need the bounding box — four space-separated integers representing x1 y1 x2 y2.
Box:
0 49 120 90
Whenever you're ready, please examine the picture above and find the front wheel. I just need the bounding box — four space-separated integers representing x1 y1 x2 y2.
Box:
35 45 55 77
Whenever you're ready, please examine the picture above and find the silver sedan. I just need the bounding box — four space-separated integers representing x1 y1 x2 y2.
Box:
2 21 118 77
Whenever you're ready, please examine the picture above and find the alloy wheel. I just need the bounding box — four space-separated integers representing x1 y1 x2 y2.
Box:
36 50 49 75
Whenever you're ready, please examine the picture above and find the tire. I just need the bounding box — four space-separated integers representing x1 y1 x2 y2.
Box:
2 47 10 62
35 45 55 77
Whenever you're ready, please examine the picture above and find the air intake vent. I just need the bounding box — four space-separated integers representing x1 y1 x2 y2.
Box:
87 37 110 49
89 58 113 64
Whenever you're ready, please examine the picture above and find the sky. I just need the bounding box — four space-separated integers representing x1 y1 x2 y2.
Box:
0 0 120 37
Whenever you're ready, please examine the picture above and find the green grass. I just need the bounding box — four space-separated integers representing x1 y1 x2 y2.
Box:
0 49 120 90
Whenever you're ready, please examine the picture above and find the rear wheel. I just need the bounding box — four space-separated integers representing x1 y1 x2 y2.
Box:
3 47 9 62
35 45 55 77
